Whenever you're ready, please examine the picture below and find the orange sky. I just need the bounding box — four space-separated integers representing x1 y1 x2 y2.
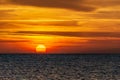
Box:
0 0 120 53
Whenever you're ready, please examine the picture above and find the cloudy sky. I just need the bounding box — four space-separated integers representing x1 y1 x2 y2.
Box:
0 0 120 53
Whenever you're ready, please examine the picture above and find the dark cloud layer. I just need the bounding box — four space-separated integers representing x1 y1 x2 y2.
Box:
0 39 29 42
15 20 78 26
15 31 120 38
85 0 120 6
10 0 95 11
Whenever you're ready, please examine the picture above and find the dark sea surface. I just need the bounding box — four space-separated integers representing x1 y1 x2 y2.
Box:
0 54 120 80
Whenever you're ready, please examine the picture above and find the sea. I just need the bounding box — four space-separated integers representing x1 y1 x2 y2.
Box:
0 54 119 80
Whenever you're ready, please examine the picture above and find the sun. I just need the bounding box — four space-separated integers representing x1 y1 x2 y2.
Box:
36 44 46 53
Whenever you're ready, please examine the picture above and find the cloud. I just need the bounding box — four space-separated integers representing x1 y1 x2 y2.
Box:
0 22 21 29
95 11 120 19
9 0 120 12
10 0 95 11
0 9 14 20
0 39 29 42
11 20 79 26
0 22 10 29
0 0 8 4
0 10 8 19
15 31 120 38
85 0 120 7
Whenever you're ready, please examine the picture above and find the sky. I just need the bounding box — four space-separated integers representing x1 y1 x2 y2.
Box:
0 0 120 53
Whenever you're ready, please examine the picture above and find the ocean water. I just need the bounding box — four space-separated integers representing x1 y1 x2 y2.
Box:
0 54 120 80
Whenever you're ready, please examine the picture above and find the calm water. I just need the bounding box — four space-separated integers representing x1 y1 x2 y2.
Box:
0 54 120 80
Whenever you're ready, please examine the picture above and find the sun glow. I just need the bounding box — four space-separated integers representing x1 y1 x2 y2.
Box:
36 44 46 53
